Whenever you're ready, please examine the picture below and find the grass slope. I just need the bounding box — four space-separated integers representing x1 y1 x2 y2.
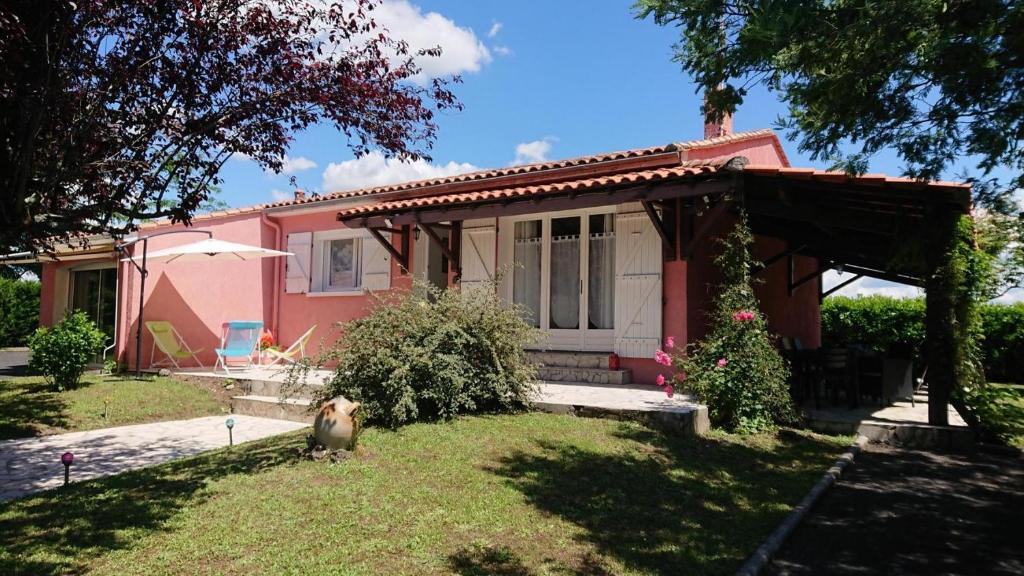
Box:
0 375 226 440
0 413 850 575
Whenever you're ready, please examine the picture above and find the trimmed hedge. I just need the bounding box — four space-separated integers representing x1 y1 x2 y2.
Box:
0 277 41 347
822 296 1024 383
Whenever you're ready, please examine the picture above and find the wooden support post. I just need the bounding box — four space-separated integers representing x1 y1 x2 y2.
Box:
641 200 677 260
400 225 411 274
368 227 410 272
924 207 959 426
419 222 461 279
450 221 462 284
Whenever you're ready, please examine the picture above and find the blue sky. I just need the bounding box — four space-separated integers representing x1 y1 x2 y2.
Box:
217 0 1020 302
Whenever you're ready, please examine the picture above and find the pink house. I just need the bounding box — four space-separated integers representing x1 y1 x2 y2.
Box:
27 123 969 390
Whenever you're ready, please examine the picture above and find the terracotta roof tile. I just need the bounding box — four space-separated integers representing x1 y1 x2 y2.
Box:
337 160 732 221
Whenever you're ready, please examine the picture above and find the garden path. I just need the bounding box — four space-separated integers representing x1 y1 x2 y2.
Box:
0 415 306 501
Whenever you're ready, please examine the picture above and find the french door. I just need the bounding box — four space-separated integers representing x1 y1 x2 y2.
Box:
501 208 616 351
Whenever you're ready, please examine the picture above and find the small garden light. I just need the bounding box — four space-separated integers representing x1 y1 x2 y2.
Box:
225 417 235 447
61 452 74 486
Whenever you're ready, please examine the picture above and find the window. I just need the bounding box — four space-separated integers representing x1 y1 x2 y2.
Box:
324 237 360 291
310 231 364 293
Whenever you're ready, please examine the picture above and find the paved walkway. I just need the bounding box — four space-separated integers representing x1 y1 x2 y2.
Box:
0 348 29 379
0 415 308 501
768 443 1024 575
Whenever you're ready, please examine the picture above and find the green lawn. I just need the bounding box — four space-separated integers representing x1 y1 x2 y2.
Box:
0 413 851 575
0 375 227 440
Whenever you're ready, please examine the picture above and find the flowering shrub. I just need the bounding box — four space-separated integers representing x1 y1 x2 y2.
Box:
28 311 106 391
657 213 795 433
292 278 540 428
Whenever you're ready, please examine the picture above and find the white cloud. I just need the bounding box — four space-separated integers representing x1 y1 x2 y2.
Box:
269 155 317 175
373 0 492 82
488 21 502 38
321 151 478 192
511 137 557 165
270 189 292 202
493 45 512 57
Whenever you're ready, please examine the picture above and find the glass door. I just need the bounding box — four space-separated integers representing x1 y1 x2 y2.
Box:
505 208 615 351
70 268 117 341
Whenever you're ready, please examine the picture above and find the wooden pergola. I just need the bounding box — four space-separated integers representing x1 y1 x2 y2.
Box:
338 157 972 426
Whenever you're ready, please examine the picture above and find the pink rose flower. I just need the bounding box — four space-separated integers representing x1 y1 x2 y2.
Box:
665 385 674 398
665 336 675 349
717 358 728 368
654 349 672 367
656 374 666 387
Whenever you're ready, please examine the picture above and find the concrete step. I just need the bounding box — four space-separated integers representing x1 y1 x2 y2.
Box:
537 365 630 385
527 350 614 370
240 378 323 399
231 395 315 424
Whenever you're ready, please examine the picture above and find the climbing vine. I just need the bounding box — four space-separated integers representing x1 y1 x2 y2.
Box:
659 211 795 433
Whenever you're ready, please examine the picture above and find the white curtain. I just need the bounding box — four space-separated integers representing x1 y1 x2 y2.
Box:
550 235 580 329
588 231 615 329
513 238 542 327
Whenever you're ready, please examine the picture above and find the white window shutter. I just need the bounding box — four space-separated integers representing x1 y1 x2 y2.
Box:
460 223 496 292
613 212 663 358
285 232 313 294
361 235 391 291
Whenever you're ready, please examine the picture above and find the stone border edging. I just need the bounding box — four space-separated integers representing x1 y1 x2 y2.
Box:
735 433 870 576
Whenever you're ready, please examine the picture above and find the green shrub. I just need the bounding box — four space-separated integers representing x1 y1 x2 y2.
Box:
296 279 540 428
0 277 40 347
668 213 795 433
822 296 1024 383
28 311 106 390
980 303 1024 383
821 295 925 358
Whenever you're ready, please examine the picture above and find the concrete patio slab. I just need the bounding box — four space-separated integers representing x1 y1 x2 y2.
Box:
805 393 972 448
533 382 710 436
0 415 307 502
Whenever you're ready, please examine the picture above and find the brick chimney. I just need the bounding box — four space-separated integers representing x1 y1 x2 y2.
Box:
293 189 306 201
703 93 733 139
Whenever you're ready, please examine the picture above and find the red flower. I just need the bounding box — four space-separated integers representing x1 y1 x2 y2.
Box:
665 385 674 398
656 374 666 386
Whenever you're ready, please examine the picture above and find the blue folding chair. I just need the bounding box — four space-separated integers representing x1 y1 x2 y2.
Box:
214 321 264 374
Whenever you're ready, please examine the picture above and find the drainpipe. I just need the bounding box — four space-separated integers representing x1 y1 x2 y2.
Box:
262 212 283 335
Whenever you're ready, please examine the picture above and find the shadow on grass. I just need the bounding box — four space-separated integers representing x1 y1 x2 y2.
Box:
0 379 70 440
475 424 843 575
0 432 303 576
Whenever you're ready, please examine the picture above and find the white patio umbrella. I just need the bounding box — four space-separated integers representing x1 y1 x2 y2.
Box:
122 237 292 263
118 233 292 376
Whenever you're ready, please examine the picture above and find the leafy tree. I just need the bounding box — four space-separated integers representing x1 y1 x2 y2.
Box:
635 1 1022 200
1 0 460 254
638 0 1024 297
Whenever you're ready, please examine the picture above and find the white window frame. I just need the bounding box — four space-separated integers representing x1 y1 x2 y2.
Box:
311 229 364 294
